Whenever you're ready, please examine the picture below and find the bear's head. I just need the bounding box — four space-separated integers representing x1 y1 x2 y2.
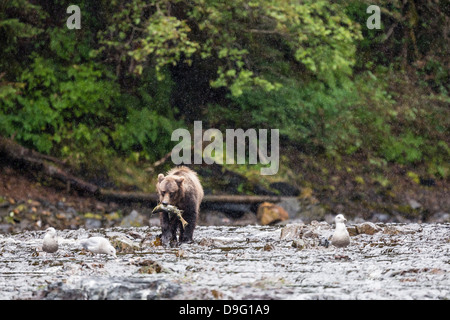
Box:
157 174 185 206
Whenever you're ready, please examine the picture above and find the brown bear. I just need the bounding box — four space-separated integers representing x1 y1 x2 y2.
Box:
156 166 204 244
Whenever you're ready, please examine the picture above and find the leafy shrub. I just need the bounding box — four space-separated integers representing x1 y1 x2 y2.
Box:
208 74 368 155
0 55 119 159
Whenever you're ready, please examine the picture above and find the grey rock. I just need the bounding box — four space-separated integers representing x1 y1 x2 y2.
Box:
85 218 102 229
277 198 301 219
297 205 326 223
120 210 146 227
408 199 422 210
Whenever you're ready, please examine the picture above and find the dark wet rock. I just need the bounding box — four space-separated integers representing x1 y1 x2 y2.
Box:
199 210 257 226
34 277 180 300
252 184 277 196
318 237 330 248
205 203 252 218
419 178 436 187
234 212 258 225
257 202 289 225
66 207 77 216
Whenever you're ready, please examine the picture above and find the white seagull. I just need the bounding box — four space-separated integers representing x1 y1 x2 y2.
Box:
331 214 350 258
80 236 117 258
42 227 59 255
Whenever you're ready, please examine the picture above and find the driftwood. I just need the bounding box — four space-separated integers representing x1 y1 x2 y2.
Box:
0 136 294 206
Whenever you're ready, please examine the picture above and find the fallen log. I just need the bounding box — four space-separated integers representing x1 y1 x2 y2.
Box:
98 189 158 203
98 189 293 205
0 136 295 207
203 194 293 204
0 136 99 194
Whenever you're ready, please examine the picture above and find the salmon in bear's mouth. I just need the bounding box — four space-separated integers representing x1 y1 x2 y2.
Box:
152 204 188 228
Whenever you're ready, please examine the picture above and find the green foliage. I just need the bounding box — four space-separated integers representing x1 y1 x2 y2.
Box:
96 0 361 96
345 0 449 93
96 0 199 79
0 0 448 181
380 131 424 164
207 71 389 156
0 55 119 159
0 1 183 168
216 77 360 153
110 66 183 161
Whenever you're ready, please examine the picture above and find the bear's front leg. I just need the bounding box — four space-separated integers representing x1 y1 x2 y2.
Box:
180 224 195 243
179 206 197 243
159 211 172 244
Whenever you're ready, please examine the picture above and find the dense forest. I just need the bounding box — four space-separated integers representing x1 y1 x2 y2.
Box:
0 0 448 217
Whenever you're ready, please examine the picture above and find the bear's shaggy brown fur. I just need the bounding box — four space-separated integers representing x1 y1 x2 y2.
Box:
156 166 203 244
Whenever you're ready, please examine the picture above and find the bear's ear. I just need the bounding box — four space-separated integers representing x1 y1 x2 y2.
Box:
175 176 185 186
158 174 165 183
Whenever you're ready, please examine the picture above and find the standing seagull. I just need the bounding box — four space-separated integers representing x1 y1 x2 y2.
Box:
42 227 59 255
80 237 117 259
331 214 350 259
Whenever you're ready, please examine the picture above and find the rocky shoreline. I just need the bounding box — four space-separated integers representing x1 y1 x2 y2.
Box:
1 192 449 235
0 221 448 300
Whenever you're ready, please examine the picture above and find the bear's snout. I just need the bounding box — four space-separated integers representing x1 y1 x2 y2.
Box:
160 192 171 205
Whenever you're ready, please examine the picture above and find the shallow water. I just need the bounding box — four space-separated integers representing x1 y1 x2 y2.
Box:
0 223 448 299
